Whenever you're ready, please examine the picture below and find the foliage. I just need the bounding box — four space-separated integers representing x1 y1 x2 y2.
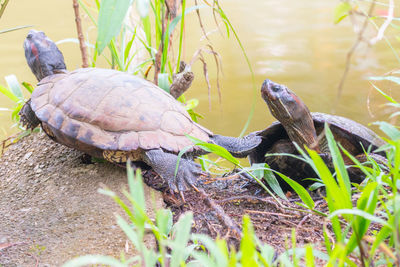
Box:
61 164 325 267
0 75 32 125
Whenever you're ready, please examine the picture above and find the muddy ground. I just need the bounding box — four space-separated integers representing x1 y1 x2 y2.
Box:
0 131 330 266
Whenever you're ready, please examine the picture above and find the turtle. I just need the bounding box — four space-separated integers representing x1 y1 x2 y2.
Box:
248 79 386 189
20 30 261 192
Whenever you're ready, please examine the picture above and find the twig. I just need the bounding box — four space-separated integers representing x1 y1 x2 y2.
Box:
154 21 165 83
195 0 210 42
72 0 89 68
216 195 283 211
370 0 394 45
245 209 294 218
197 188 242 239
0 0 9 19
336 1 376 100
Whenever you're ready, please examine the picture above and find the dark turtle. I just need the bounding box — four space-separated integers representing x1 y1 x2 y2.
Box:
20 30 261 192
249 79 386 189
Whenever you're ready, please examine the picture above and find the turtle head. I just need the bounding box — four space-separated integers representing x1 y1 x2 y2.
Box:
24 30 67 81
261 79 319 151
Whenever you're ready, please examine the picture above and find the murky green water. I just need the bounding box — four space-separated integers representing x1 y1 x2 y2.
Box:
0 0 399 140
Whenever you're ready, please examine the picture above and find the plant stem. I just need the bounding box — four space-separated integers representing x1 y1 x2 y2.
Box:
175 0 186 73
336 1 376 100
73 0 89 68
0 0 9 19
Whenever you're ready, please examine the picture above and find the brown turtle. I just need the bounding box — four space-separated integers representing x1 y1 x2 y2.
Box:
20 30 261 192
248 79 386 189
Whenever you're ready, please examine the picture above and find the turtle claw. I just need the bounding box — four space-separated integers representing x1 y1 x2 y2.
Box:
144 149 205 192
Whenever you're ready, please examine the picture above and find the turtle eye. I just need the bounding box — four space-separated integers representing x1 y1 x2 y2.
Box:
271 85 280 92
27 33 33 39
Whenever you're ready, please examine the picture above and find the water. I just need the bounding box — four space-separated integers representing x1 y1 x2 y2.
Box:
0 0 398 140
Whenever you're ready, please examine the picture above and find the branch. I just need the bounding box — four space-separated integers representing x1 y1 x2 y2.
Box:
369 0 394 45
72 0 89 68
336 1 376 100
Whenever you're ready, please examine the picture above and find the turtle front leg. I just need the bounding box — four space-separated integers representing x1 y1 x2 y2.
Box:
210 132 262 158
19 99 40 130
143 149 206 192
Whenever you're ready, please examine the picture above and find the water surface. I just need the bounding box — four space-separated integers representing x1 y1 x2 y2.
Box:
0 0 398 140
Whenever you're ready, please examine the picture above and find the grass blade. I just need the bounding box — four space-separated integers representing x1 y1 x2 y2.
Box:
96 0 131 54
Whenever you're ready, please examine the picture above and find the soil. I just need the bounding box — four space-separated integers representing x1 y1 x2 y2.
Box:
0 132 164 266
0 131 331 266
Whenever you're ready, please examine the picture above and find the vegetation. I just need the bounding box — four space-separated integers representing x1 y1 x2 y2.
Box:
0 0 399 266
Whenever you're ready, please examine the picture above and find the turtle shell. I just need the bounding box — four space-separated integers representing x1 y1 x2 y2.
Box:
249 112 385 164
30 68 212 157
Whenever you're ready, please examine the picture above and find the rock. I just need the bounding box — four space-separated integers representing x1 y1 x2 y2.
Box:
0 132 164 266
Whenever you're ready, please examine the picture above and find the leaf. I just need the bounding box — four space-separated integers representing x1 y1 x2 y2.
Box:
21 82 34 94
186 135 240 165
158 73 170 92
373 121 400 140
0 25 32 35
5 75 23 101
191 234 226 266
156 209 173 236
369 75 400 85
240 215 257 267
167 5 206 37
324 123 351 196
334 2 351 24
370 83 397 104
170 212 194 267
136 0 150 17
96 0 132 54
184 99 199 110
328 209 390 228
0 83 19 103
252 163 286 200
62 255 126 267
277 172 314 209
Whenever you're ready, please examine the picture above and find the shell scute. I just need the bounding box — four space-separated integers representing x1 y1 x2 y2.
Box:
31 68 212 154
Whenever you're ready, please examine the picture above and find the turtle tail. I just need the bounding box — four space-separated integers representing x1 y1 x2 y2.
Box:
210 133 262 158
19 99 40 130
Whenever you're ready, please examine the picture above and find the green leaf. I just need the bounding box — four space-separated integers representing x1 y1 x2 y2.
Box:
324 123 351 196
158 73 170 92
170 212 194 267
22 82 34 94
374 121 400 140
116 214 141 249
369 75 400 85
186 135 240 165
62 255 127 267
277 172 314 209
167 5 206 37
334 2 351 24
136 0 150 17
184 98 199 110
370 83 397 104
240 215 257 267
305 245 315 267
191 234 226 266
5 75 23 101
345 182 378 254
328 209 390 228
252 163 286 200
96 0 132 54
0 83 19 103
156 209 173 236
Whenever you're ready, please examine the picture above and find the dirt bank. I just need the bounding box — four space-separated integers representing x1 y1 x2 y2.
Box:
0 131 163 266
